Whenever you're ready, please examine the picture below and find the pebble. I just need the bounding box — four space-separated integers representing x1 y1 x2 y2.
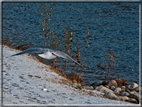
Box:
43 88 48 92
104 92 117 100
113 87 122 95
131 92 140 103
102 81 108 86
128 98 137 104
127 83 138 90
84 86 94 90
120 91 130 97
105 85 109 89
98 81 103 85
117 96 129 101
95 85 113 93
121 86 126 90
110 86 116 90
132 87 140 92
130 90 137 95
91 80 108 88
108 80 118 87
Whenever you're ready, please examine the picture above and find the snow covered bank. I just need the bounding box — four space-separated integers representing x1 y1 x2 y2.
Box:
2 45 136 105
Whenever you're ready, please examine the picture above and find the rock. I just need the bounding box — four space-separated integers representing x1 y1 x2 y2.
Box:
121 89 125 92
102 81 108 86
125 88 131 93
43 88 48 92
84 86 94 90
120 91 130 97
126 88 140 103
104 92 117 100
130 90 137 95
113 87 122 95
105 85 109 89
128 98 137 104
131 92 140 103
92 80 108 86
95 85 113 93
108 80 118 87
127 83 138 90
90 82 97 87
91 81 102 87
121 86 126 90
98 81 103 85
110 86 116 90
117 96 129 101
133 86 141 92
92 80 108 89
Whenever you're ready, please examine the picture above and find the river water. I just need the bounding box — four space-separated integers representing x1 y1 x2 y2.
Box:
2 2 139 85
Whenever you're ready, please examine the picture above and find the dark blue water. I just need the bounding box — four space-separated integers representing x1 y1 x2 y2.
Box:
2 3 139 85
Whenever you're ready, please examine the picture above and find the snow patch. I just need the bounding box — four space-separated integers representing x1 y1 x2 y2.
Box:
2 45 135 105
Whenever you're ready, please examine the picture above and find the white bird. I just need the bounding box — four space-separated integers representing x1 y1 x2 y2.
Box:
11 48 82 66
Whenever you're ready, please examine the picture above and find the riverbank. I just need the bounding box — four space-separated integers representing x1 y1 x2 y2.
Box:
2 45 136 105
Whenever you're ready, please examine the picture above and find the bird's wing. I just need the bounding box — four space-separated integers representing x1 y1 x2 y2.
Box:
49 49 82 66
11 48 48 56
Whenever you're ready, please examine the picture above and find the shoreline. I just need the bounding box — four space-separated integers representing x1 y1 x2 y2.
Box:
2 45 136 105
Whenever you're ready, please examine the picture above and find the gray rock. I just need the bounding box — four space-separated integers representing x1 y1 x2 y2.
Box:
108 80 118 87
91 81 102 87
120 91 130 97
130 90 137 95
98 81 103 85
102 81 108 86
131 92 140 103
127 83 138 90
125 88 131 93
132 86 141 92
104 92 117 100
126 88 140 103
113 87 122 95
95 85 113 93
84 86 94 90
121 86 126 90
110 86 116 90
105 85 109 89
117 96 129 101
92 81 108 89
128 98 138 104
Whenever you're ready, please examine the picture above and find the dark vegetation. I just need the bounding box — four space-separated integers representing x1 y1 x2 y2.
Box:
97 49 129 86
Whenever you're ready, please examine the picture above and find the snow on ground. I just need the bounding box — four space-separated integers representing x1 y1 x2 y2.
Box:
2 45 135 106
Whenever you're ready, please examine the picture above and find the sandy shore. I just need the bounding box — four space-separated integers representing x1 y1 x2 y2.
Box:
1 45 136 106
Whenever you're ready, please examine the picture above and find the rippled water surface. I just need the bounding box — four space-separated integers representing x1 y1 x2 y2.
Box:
2 3 139 85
